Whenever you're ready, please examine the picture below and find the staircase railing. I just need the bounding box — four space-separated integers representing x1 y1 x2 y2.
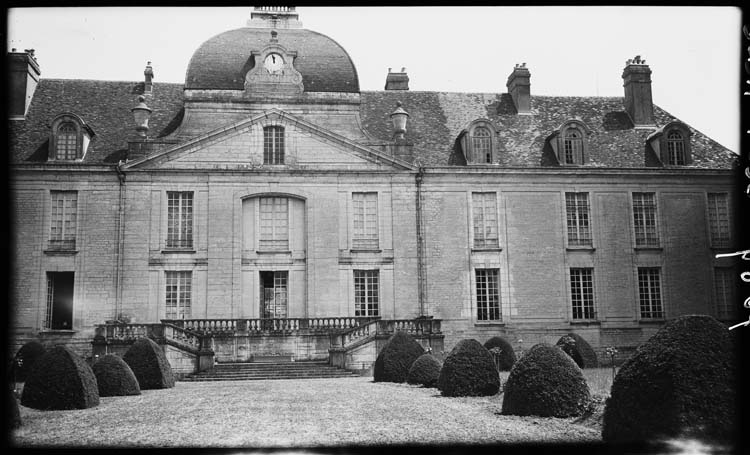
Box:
162 317 379 336
330 317 443 353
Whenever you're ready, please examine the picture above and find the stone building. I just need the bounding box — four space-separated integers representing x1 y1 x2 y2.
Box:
8 7 739 373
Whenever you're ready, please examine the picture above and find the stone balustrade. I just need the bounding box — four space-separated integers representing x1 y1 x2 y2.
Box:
162 317 379 336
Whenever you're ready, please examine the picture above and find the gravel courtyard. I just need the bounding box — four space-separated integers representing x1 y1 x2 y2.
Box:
11 376 602 447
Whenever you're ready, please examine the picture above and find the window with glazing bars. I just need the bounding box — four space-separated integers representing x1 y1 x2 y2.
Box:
263 126 285 165
352 192 378 249
714 268 736 320
638 267 663 319
667 131 686 165
570 268 595 320
165 271 191 320
632 192 659 247
49 191 77 250
471 127 492 163
476 268 501 321
354 270 379 317
707 193 730 248
565 192 591 246
259 197 289 250
167 192 193 248
472 192 499 248
564 129 583 164
56 122 78 160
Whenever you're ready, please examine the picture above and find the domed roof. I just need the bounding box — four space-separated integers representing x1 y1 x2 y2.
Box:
185 27 359 93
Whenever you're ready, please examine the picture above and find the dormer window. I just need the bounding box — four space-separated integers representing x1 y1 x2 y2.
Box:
460 120 496 164
646 121 692 166
48 113 94 161
549 120 591 166
263 125 285 165
666 131 686 165
563 128 583 164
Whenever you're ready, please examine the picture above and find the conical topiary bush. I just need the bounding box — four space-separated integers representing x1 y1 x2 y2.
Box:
13 341 47 382
122 338 175 389
602 315 737 444
92 354 141 397
20 345 99 410
556 333 599 368
483 336 516 371
502 343 591 417
406 353 442 388
373 331 425 383
437 339 500 397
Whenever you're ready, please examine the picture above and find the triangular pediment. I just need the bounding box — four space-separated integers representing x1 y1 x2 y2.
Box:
122 109 413 171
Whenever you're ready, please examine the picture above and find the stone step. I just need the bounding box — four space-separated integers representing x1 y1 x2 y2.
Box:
184 375 357 381
183 361 357 382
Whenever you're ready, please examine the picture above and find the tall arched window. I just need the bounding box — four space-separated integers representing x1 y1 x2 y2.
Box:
263 125 285 165
471 126 492 163
56 122 78 160
667 131 686 165
564 128 583 165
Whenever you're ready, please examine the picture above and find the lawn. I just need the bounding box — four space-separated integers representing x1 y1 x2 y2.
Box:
11 371 615 448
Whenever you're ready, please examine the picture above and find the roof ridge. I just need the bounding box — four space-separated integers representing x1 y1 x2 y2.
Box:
39 78 184 86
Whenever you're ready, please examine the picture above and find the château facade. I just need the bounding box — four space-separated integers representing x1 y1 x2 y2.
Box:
8 7 740 371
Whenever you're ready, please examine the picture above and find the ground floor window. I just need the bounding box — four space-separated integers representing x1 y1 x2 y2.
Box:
354 270 379 317
46 271 74 330
261 271 288 318
476 268 500 321
165 271 192 319
570 268 595 320
638 267 663 319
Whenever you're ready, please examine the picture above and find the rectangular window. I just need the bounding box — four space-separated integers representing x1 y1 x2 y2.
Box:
476 268 501 321
259 197 289 250
49 191 77 250
638 267 663 319
45 272 74 330
352 192 379 250
565 192 592 246
707 193 730 248
354 270 379 317
570 268 595 320
714 268 736 320
167 191 193 249
472 192 499 248
165 271 192 320
263 126 285 165
633 192 659 247
260 271 288 318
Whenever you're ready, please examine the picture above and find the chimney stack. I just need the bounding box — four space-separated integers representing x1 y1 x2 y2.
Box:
506 63 531 114
622 55 654 127
8 49 41 120
144 61 154 94
385 67 409 90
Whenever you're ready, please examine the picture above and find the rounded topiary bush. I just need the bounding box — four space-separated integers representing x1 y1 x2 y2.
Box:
437 339 500 397
502 343 591 417
13 341 47 382
483 336 516 371
122 338 175 389
373 331 425 383
602 315 737 444
20 345 99 410
92 354 141 397
406 353 442 388
556 333 599 368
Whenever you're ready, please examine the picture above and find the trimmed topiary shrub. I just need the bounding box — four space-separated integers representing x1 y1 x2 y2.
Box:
483 336 516 371
20 345 99 410
502 343 591 417
406 353 442 388
556 333 599 368
437 339 500 397
602 315 737 444
8 388 21 428
13 341 47 382
373 331 425 383
92 354 141 397
122 338 175 389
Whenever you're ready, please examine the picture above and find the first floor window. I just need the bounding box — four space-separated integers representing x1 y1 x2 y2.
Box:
165 271 192 319
46 272 74 330
707 193 730 248
49 191 77 250
352 192 379 250
565 192 591 246
714 268 736 320
354 270 379 317
633 192 659 247
472 192 499 248
476 268 501 321
259 197 289 250
638 267 663 319
167 191 193 248
570 268 595 320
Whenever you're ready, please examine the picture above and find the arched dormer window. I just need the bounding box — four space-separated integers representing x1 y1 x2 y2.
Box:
549 120 591 165
646 121 692 166
459 120 497 164
666 131 686 165
48 113 95 161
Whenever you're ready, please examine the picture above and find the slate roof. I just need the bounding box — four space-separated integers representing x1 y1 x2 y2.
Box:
185 27 359 93
9 79 737 170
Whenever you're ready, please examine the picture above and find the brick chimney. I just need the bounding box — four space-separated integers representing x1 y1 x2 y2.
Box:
385 68 409 91
8 48 40 120
144 61 154 94
622 55 654 127
506 63 531 114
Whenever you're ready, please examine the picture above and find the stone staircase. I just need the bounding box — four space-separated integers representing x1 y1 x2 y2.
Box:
182 360 359 381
